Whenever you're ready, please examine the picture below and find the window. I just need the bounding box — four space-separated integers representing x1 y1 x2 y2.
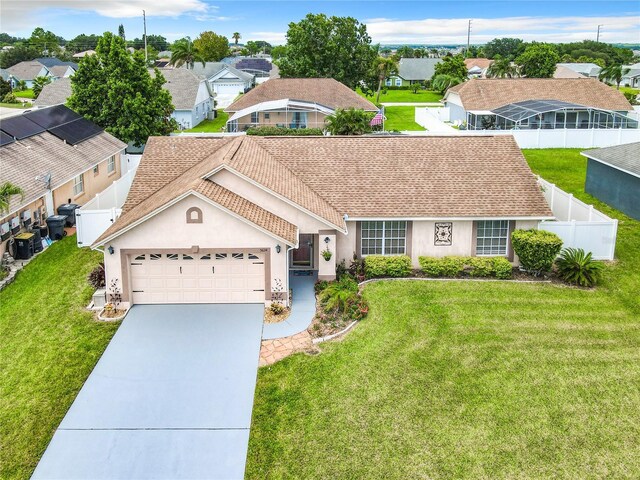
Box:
186 207 203 224
93 165 99 175
149 253 162 260
385 78 392 86
395 78 402 86
264 113 270 120
361 221 407 255
476 220 509 256
251 112 259 123
73 174 84 196
107 156 116 174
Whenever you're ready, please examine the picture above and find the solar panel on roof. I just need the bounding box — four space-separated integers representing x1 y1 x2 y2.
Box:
0 116 46 140
25 105 81 129
48 117 103 145
0 130 15 146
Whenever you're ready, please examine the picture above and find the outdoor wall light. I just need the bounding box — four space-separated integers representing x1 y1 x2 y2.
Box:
324 236 330 243
275 244 281 253
107 246 115 255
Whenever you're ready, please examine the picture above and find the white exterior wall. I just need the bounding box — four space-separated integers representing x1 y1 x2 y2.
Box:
411 220 473 266
336 221 357 265
103 195 288 308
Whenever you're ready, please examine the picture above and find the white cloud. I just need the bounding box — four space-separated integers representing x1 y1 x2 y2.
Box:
365 15 640 44
246 31 287 44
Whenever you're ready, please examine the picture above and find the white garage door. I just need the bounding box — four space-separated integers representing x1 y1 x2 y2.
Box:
130 252 265 304
214 83 243 95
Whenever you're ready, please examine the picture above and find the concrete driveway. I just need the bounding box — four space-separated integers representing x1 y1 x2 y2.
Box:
32 304 264 480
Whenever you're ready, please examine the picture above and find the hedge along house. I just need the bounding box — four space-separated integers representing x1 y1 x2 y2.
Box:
93 135 552 308
224 78 378 132
444 78 637 131
582 142 640 220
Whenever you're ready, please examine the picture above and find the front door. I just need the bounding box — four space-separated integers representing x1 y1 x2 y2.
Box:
292 234 313 268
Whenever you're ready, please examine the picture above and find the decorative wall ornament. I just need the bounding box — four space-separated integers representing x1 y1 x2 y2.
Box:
186 207 203 224
434 222 453 246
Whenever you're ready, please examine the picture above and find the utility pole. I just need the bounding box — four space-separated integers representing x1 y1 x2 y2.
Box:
143 10 148 62
596 24 603 42
466 20 472 58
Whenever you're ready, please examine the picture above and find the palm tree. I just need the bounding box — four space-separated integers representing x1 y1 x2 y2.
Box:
168 37 205 70
599 64 631 90
0 182 24 214
373 56 398 103
326 108 374 135
432 74 464 94
486 56 519 78
232 32 241 46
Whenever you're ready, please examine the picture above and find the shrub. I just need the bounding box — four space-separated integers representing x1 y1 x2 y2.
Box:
246 126 324 136
624 91 639 105
335 259 348 280
364 255 412 279
2 92 18 104
419 256 466 277
555 248 604 287
491 257 514 279
511 229 563 275
269 302 285 315
87 263 105 289
318 276 359 312
348 255 365 279
419 256 513 279
314 280 329 293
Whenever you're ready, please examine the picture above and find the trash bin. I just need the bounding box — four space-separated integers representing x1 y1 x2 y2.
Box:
46 215 68 240
15 232 35 260
30 227 43 253
57 204 80 227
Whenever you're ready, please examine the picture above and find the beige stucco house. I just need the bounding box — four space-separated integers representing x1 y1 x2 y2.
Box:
94 135 553 308
224 78 378 132
1 105 126 256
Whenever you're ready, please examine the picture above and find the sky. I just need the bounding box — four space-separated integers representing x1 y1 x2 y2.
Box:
1 0 639 46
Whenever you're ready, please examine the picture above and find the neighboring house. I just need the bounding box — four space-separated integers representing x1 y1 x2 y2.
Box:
232 58 273 84
386 58 442 86
93 134 552 308
622 63 640 88
465 58 494 78
0 105 126 256
582 142 640 220
224 78 377 132
6 62 50 88
35 58 78 79
556 63 602 79
554 65 587 79
72 50 96 58
444 78 636 130
33 70 213 129
186 62 254 96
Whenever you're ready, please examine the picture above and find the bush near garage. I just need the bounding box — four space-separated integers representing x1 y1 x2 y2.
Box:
511 229 563 275
364 255 412 279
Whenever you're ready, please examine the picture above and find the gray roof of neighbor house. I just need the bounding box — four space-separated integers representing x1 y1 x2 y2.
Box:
95 134 553 246
582 142 640 178
35 57 78 70
554 65 587 79
48 65 72 78
0 68 9 81
152 68 211 110
447 78 633 111
557 63 602 77
226 78 377 112
185 62 254 83
33 77 72 107
397 58 442 81
6 61 48 81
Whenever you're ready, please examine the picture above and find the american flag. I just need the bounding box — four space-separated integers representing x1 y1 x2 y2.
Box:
370 108 384 126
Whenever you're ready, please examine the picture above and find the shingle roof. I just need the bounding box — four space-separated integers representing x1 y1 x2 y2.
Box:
553 65 586 79
96 135 552 245
0 131 126 214
6 62 48 81
48 65 71 78
464 58 493 70
226 78 377 112
582 142 640 178
35 58 78 69
185 62 254 82
557 63 601 77
153 68 208 110
397 58 442 81
33 77 71 107
447 78 633 111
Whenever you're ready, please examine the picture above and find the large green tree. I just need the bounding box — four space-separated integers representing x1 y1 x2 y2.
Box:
277 13 377 89
169 37 205 69
0 44 40 68
68 32 177 146
516 43 560 78
193 31 229 62
66 34 100 53
432 55 467 81
483 38 526 61
28 27 60 55
129 35 168 51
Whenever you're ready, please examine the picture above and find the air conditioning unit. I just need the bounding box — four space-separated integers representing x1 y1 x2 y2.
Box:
10 217 20 234
0 222 10 242
21 209 32 227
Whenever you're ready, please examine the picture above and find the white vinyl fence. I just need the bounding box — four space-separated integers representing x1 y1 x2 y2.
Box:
537 177 618 260
76 167 137 247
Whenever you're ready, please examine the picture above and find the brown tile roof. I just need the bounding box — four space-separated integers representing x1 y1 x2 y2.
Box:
225 78 377 112
464 58 493 70
97 134 552 245
447 78 633 111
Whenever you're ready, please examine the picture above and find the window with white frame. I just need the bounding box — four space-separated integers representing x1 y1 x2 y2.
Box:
475 220 509 256
73 174 84 196
361 221 407 255
107 155 115 173
395 78 402 86
385 78 392 86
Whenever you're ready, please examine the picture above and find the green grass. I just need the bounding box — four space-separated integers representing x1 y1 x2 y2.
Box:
383 106 426 131
619 86 639 96
11 89 35 99
182 111 229 133
0 102 32 108
0 237 119 479
358 88 443 103
246 149 640 479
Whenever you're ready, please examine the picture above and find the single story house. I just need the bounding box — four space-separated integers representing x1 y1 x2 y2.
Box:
186 62 254 96
386 58 442 86
582 142 640 220
556 63 602 79
622 63 640 88
5 58 77 88
35 57 78 79
93 135 552 308
0 105 126 256
224 78 378 132
465 58 493 78
554 65 587 79
444 78 636 130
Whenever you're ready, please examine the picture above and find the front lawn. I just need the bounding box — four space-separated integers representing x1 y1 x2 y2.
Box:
358 87 443 103
383 106 426 131
0 237 119 480
619 86 639 96
246 149 640 478
0 102 32 108
182 111 229 133
11 89 35 99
